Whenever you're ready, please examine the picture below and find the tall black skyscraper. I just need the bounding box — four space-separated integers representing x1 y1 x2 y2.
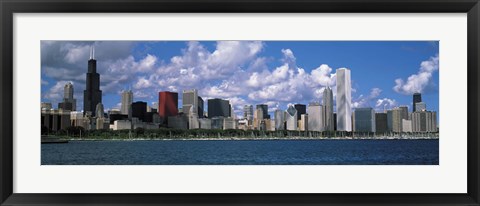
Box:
413 92 422 112
256 104 269 119
198 96 204 118
294 104 306 120
83 46 102 117
132 101 147 121
208 98 230 118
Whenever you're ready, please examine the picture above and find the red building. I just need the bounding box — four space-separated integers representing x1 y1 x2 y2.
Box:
158 91 178 124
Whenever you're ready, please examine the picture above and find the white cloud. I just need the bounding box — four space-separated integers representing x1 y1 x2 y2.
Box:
144 41 265 96
311 64 336 86
247 57 269 72
369 88 382 98
393 55 439 95
43 81 69 104
137 54 157 72
247 50 337 107
62 43 90 64
43 41 383 115
133 90 152 99
42 41 143 102
352 88 382 108
134 77 153 89
281 49 296 68
375 98 397 111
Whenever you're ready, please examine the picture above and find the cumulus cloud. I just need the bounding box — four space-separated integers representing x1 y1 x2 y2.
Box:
145 44 338 116
41 41 138 104
134 77 154 89
43 81 69 105
352 88 382 108
375 98 397 111
311 64 336 86
41 41 357 116
281 49 297 68
154 41 263 79
247 50 336 104
393 55 439 95
137 54 157 72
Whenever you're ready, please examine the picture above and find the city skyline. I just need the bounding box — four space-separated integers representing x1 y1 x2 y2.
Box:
41 41 439 119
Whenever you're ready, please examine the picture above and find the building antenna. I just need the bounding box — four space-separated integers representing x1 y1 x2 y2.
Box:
92 44 95 59
89 45 92 60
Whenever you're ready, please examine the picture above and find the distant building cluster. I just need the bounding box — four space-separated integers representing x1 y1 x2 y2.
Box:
41 47 438 135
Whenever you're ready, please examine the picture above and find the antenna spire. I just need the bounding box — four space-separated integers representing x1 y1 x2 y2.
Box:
90 44 95 60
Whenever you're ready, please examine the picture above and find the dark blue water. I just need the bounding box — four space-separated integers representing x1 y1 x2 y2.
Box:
41 139 439 165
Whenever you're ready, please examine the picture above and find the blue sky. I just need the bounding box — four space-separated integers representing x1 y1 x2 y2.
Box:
41 41 439 119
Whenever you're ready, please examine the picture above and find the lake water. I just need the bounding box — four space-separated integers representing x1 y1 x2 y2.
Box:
41 139 439 165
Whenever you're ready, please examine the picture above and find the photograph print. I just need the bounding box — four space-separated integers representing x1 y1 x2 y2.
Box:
41 41 439 165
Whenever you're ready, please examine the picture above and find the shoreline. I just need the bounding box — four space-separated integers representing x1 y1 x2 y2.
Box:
51 136 439 141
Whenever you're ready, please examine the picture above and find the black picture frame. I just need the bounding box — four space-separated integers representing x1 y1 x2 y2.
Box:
1 0 479 205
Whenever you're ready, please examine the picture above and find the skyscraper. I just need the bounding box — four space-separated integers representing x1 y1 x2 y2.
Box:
274 109 285 130
392 106 409 132
59 82 76 111
286 105 298 131
64 82 74 103
256 104 269 119
121 90 133 115
336 68 352 131
375 113 388 134
413 92 422 112
412 111 437 132
353 107 375 132
95 103 106 130
399 106 409 120
198 96 204 118
415 102 426 112
158 91 178 124
244 105 254 121
254 108 264 130
307 102 324 132
41 102 52 110
58 101 73 111
323 86 334 131
183 89 198 116
386 110 393 131
208 98 230 118
299 114 308 131
188 106 199 129
402 119 413 132
294 104 306 121
132 101 147 122
83 46 102 117
95 103 104 118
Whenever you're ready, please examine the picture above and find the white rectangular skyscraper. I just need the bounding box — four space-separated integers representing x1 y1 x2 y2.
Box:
336 68 352 131
274 109 285 130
